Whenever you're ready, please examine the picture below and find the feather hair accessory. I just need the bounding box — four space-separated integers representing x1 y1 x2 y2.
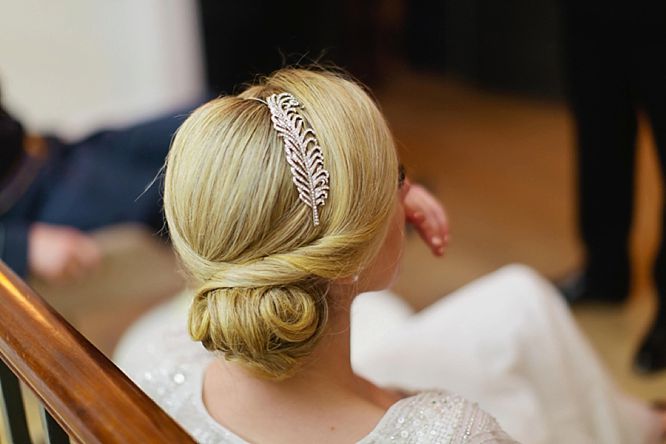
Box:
265 92 330 226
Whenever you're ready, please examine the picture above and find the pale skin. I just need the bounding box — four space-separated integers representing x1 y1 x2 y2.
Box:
201 179 450 444
28 223 101 283
403 179 450 256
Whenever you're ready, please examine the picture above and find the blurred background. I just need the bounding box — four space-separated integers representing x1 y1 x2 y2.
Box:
1 0 664 421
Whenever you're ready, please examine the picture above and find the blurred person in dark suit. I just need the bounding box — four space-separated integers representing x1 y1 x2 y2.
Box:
560 0 666 372
0 95 189 283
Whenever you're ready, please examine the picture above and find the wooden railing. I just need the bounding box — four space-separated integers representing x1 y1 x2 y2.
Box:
0 261 195 444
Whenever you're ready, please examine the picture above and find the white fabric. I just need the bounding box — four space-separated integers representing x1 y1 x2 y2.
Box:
115 264 661 444
350 265 660 444
124 340 514 443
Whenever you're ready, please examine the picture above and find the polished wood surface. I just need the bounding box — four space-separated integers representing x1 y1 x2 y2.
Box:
0 261 195 443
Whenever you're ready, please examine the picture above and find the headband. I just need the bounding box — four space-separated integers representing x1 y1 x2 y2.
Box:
264 93 330 226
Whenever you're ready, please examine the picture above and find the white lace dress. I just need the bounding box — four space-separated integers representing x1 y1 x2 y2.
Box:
116 265 661 444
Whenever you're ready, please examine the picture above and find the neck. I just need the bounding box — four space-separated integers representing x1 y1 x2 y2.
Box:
201 285 403 443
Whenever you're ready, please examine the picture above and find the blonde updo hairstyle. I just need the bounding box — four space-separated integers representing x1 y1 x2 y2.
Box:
164 68 399 380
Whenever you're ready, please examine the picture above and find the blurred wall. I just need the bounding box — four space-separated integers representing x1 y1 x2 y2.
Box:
0 0 205 140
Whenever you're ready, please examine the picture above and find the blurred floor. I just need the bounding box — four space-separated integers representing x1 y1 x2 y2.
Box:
384 69 666 401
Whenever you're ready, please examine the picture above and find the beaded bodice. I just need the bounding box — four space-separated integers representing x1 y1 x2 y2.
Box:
129 326 516 443
357 391 516 443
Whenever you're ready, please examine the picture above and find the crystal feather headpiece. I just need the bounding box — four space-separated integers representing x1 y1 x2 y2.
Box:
264 92 330 226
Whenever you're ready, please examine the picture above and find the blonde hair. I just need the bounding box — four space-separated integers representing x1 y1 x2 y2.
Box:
164 68 399 380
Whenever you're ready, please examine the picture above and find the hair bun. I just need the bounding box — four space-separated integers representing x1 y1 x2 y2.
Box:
188 282 328 380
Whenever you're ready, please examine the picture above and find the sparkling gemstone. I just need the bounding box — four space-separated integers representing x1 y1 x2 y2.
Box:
173 372 186 384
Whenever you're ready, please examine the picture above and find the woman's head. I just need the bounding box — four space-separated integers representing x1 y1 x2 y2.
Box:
164 68 400 380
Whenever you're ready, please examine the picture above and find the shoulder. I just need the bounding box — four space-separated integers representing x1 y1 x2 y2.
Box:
361 390 518 444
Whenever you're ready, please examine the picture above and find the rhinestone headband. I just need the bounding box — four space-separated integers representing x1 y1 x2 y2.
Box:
264 92 330 226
